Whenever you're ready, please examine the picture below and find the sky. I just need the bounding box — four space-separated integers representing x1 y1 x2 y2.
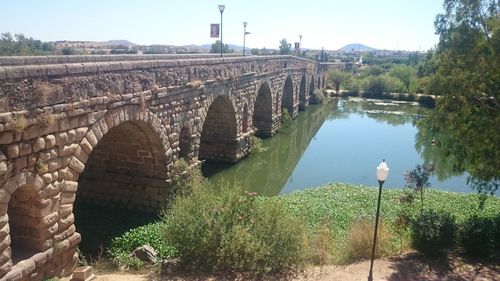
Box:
0 0 444 51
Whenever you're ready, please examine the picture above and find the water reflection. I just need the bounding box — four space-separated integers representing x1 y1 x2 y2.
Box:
205 98 473 196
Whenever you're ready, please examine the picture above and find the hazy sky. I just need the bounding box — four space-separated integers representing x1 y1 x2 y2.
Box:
0 0 444 51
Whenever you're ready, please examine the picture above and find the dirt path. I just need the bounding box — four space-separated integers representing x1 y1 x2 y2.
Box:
64 251 500 281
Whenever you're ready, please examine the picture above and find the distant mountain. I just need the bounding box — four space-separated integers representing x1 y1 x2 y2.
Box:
340 43 376 52
106 40 136 46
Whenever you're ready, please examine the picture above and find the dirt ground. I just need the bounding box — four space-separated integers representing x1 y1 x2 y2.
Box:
63 251 500 281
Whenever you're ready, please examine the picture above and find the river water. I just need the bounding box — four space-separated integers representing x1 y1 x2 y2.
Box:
204 97 472 196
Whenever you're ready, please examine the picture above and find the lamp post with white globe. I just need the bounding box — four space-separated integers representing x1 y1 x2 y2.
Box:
368 159 389 281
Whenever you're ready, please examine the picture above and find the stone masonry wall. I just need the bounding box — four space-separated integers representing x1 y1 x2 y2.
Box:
0 55 325 280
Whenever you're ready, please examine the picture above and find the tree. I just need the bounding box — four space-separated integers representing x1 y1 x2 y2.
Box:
61 47 76 55
326 69 351 93
210 40 232 54
278 38 291 55
404 164 433 215
417 0 500 194
388 65 416 92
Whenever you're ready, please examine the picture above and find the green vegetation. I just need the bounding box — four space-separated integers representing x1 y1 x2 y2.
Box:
410 210 457 255
250 135 267 153
0 32 54 56
416 0 500 194
210 40 233 54
108 182 500 272
278 38 291 55
108 223 177 270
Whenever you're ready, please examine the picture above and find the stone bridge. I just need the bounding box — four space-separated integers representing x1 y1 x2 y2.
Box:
0 54 326 280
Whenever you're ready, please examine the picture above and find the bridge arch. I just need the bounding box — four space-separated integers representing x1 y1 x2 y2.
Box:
0 172 50 276
199 95 238 162
253 81 274 137
281 75 294 118
299 75 307 111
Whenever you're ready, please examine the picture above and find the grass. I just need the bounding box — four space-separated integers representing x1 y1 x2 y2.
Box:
108 182 500 270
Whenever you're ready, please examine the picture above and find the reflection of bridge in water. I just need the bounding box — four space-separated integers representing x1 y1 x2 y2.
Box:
206 100 340 196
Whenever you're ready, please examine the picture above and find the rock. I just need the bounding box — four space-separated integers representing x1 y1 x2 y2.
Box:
160 258 180 275
131 245 157 263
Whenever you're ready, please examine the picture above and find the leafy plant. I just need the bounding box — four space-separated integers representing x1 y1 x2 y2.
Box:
404 163 433 214
250 135 267 153
410 210 456 255
460 214 498 256
163 181 307 274
108 222 177 270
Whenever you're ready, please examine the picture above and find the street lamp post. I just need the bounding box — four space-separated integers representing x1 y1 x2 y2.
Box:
243 22 250 56
299 35 302 56
368 160 389 281
218 5 225 58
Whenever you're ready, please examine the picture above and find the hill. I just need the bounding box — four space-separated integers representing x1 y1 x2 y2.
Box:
340 43 377 52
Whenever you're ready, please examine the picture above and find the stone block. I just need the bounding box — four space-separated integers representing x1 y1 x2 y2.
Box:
33 137 45 153
44 134 56 149
61 192 76 205
47 65 68 76
56 132 69 146
0 235 10 253
5 66 27 79
0 131 13 144
68 157 84 173
26 65 47 77
70 266 95 281
19 142 32 156
7 144 19 158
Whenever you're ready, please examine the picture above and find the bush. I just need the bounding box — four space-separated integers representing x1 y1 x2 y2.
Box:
163 181 307 274
309 89 325 104
108 222 177 270
342 217 391 263
281 107 292 129
460 215 498 256
410 210 456 255
250 135 267 153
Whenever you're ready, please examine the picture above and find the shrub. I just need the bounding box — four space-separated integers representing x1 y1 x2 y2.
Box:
163 181 307 274
108 222 177 270
250 135 267 153
309 89 325 104
410 210 456 255
280 107 292 129
460 215 497 256
168 159 205 204
342 217 391 263
8 115 28 133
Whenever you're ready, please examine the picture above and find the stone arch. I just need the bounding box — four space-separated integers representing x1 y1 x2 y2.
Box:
199 95 238 162
242 103 249 133
281 75 294 117
253 81 274 137
299 74 307 111
309 77 315 97
74 107 169 212
0 172 48 275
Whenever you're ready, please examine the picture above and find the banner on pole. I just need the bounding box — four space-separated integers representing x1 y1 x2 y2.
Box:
210 24 220 38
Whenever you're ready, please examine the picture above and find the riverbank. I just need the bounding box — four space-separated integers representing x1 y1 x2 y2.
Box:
63 250 500 280
105 182 500 275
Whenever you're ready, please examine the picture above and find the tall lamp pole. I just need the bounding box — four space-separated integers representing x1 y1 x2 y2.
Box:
243 22 250 56
218 5 225 58
368 160 389 281
299 34 302 56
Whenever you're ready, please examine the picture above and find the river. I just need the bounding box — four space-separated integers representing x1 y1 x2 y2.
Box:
204 97 472 195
